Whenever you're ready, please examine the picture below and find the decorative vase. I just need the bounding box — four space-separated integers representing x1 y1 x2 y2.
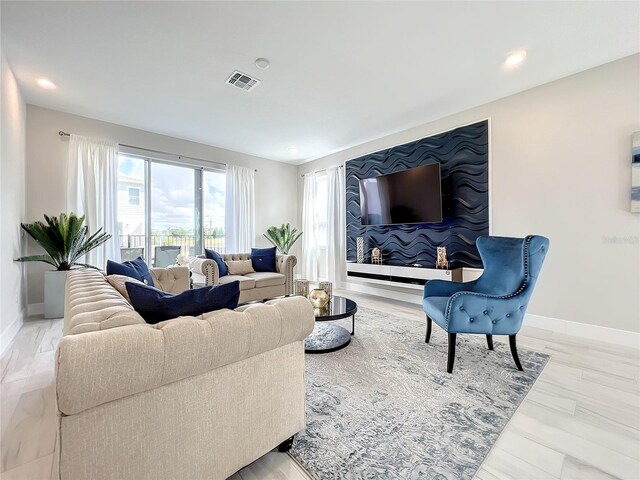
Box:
356 237 365 263
308 288 330 308
436 246 449 269
371 247 382 264
44 270 69 318
294 279 309 297
318 281 333 299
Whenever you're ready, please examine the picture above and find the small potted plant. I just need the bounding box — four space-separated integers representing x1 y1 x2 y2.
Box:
263 223 303 255
15 213 111 318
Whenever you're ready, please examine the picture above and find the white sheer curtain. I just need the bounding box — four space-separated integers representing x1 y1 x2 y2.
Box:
66 134 120 269
301 166 345 283
326 166 345 284
225 164 255 253
301 173 319 280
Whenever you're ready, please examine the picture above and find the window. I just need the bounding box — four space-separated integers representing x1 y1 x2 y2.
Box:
116 153 225 266
128 187 140 205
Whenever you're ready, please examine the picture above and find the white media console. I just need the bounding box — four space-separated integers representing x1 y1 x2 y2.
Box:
346 262 470 291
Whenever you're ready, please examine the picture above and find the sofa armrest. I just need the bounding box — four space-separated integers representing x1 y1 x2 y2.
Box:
276 255 297 295
55 296 314 416
189 257 219 285
150 266 190 293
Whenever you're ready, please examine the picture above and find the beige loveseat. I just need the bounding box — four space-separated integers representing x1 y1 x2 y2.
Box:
54 268 314 480
190 253 296 304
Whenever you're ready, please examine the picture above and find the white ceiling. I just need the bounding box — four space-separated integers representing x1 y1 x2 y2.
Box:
2 1 639 164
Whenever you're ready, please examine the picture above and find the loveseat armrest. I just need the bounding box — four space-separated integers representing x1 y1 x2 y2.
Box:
56 297 314 416
150 266 190 293
276 255 297 295
189 257 219 286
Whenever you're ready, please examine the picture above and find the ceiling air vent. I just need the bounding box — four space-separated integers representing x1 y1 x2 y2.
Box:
226 70 260 91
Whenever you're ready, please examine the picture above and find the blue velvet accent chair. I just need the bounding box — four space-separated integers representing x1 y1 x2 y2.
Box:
423 235 549 373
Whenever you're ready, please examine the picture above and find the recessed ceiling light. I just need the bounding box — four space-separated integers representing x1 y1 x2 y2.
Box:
255 58 270 70
504 51 527 68
37 78 57 89
288 147 298 154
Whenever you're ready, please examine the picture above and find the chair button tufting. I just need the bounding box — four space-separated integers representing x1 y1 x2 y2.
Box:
483 310 488 315
469 318 474 323
491 320 497 324
460 306 464 311
506 314 511 318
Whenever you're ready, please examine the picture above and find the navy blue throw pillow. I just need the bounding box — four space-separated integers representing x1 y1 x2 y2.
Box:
106 256 154 287
251 247 277 273
204 249 228 277
125 281 240 324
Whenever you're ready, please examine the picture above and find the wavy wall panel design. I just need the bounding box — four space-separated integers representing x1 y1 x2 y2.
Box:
346 120 489 269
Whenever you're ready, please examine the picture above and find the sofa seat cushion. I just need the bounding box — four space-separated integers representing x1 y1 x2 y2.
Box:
245 272 286 288
219 275 256 290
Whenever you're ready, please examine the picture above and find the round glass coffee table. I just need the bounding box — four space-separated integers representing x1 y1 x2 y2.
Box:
305 296 357 354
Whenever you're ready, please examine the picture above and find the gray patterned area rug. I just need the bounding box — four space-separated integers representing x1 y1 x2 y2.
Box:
290 306 549 480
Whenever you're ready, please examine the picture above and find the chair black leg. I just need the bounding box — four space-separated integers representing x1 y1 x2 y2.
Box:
509 335 524 371
277 435 295 452
425 316 432 343
447 333 457 373
486 335 494 350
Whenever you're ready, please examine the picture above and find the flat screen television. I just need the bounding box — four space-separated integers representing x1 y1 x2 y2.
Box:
359 164 442 225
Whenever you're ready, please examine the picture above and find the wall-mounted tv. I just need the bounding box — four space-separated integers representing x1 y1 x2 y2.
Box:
359 163 442 225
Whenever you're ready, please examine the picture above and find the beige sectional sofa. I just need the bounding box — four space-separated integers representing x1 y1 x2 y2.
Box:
190 253 296 303
54 268 314 480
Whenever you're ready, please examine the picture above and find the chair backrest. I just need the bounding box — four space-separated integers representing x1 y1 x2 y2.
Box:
154 246 181 268
474 235 549 299
120 247 144 262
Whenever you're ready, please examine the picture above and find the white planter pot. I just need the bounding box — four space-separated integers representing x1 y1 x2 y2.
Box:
44 270 69 319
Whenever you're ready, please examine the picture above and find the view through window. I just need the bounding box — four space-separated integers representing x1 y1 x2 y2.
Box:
117 154 225 266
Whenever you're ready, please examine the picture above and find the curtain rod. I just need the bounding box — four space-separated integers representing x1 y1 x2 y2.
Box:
58 131 258 172
300 165 344 177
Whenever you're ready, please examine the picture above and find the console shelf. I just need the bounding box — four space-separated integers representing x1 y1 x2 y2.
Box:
346 262 462 290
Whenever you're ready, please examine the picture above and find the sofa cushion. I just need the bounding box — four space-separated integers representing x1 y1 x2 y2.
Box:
245 272 286 288
226 260 255 276
219 275 256 290
251 247 277 273
106 274 145 302
204 249 228 277
126 281 241 324
106 257 154 286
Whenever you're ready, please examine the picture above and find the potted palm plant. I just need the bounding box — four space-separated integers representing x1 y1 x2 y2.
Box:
15 213 112 318
263 223 303 255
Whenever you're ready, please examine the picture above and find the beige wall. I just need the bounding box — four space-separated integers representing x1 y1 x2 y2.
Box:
0 54 27 351
298 54 640 334
25 106 298 305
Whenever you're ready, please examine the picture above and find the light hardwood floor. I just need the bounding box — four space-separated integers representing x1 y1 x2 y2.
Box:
1 290 638 479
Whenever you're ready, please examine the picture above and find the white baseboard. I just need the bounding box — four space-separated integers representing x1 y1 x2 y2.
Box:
525 313 640 349
342 283 640 348
27 303 44 317
0 313 24 357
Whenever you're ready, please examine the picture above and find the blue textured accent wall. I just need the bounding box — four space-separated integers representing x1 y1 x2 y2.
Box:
346 120 489 268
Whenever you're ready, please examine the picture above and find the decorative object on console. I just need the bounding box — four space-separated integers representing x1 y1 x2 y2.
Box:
318 281 333 299
295 279 310 297
308 288 330 308
356 236 365 263
371 247 382 264
263 223 303 254
346 120 489 268
291 305 548 479
423 235 549 373
435 246 449 269
632 131 640 213
176 253 189 266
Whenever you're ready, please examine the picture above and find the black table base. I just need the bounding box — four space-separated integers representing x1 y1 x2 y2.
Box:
305 323 352 354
